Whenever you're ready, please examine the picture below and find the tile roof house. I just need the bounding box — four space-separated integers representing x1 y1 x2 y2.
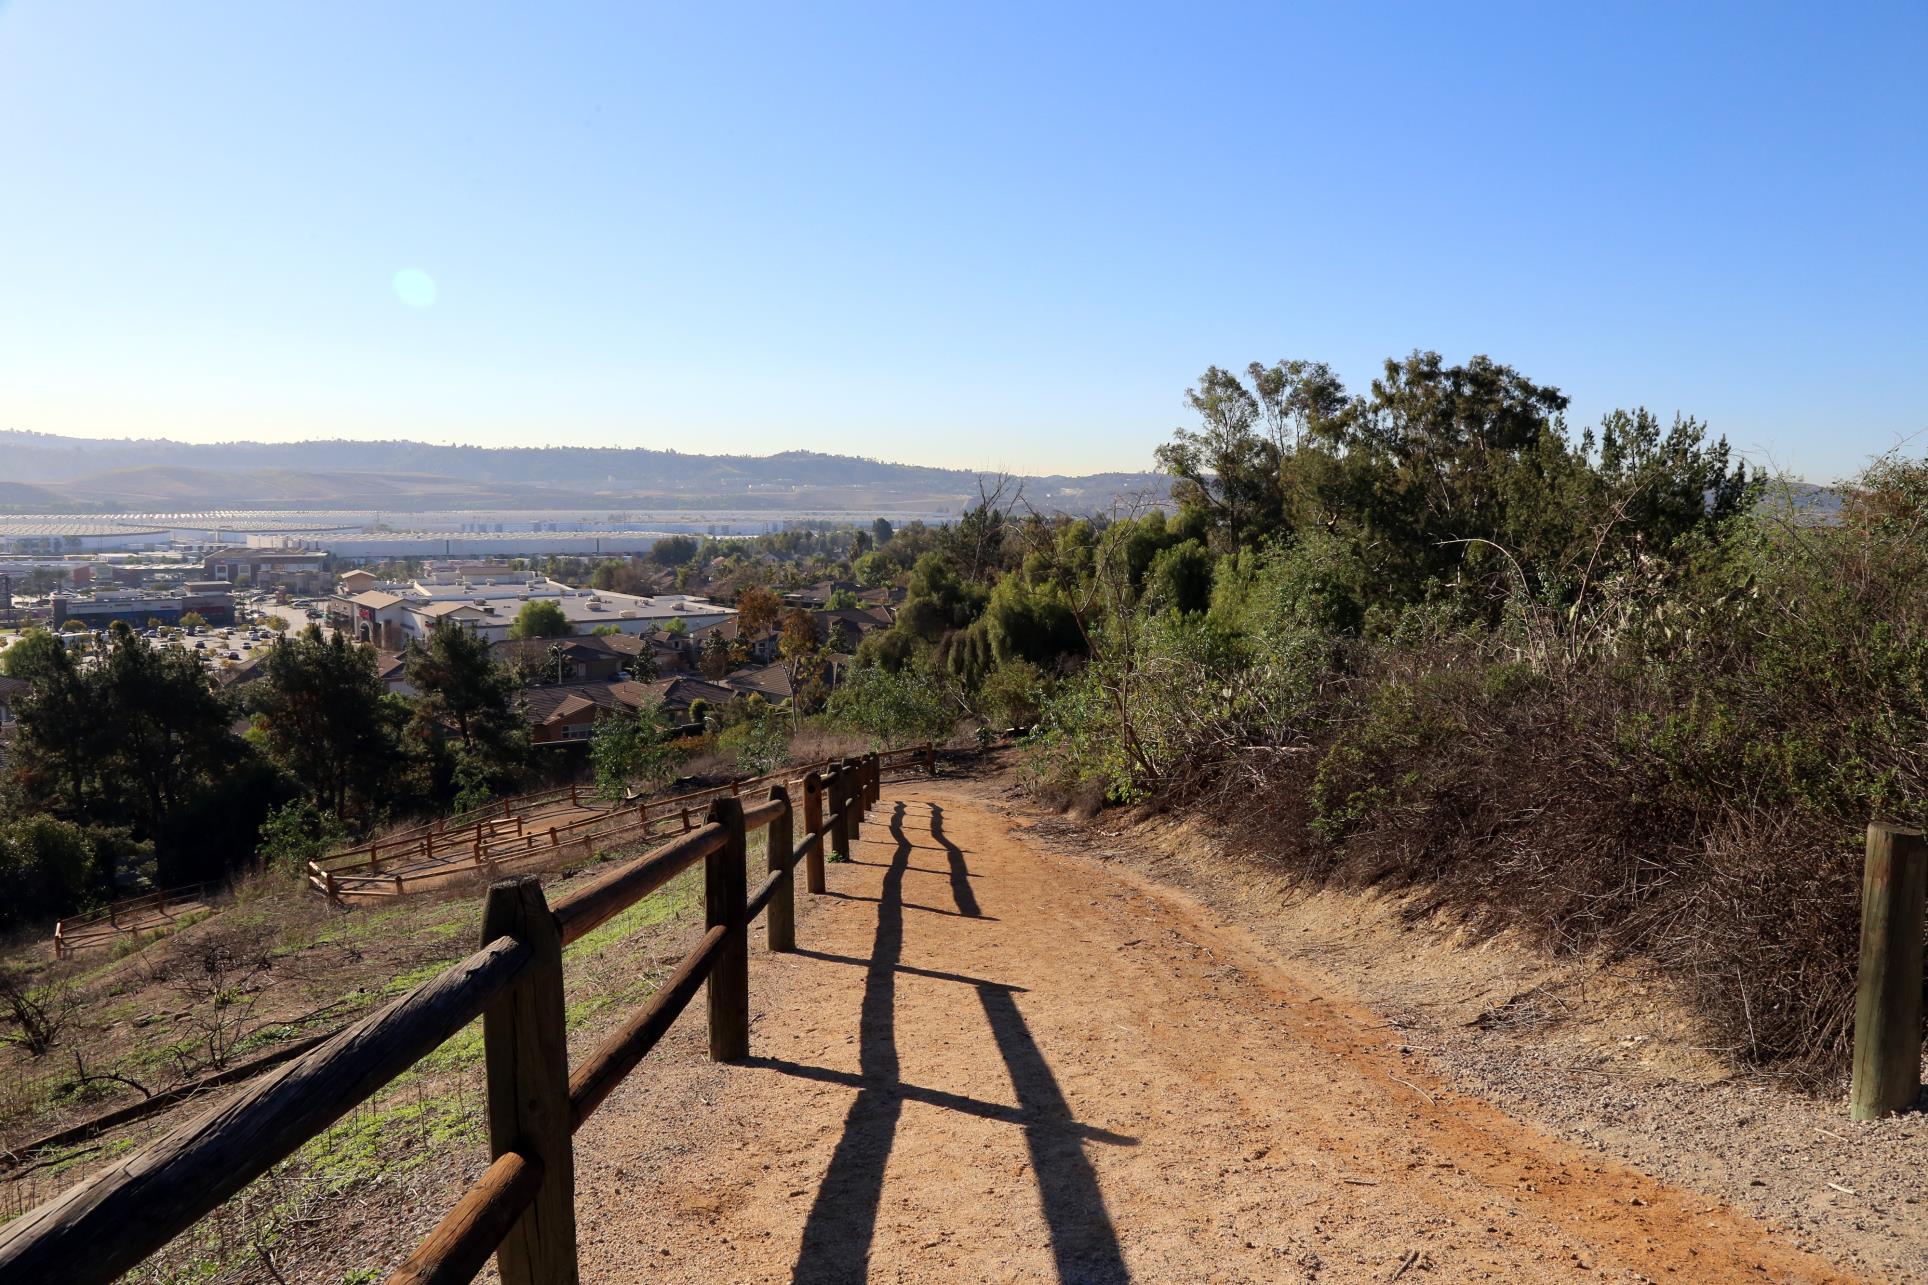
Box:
374 650 417 697
522 679 661 745
722 662 795 704
637 675 738 720
493 636 626 684
595 628 691 675
810 606 894 651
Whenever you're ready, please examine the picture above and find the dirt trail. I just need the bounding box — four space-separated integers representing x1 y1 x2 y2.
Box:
570 779 1868 1284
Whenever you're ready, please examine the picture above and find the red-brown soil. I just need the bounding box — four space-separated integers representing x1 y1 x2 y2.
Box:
567 778 1867 1284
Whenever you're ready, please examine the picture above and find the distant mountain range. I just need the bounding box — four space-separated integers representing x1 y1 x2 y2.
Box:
0 431 1168 514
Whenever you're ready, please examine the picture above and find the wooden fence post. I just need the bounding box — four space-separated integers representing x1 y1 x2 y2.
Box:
843 759 862 844
925 743 936 776
829 766 849 865
1851 822 1927 1120
866 752 880 808
802 771 826 894
706 798 750 1061
767 785 795 953
480 876 578 1284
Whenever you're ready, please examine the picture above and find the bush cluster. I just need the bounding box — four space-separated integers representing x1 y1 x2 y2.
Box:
1016 353 1928 1080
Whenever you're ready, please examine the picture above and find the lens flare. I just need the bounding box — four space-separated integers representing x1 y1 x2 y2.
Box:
392 268 437 308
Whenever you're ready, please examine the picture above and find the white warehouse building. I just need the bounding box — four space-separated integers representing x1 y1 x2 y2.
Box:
331 566 731 650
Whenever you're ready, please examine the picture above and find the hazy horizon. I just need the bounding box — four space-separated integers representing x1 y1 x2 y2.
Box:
3 3 1924 483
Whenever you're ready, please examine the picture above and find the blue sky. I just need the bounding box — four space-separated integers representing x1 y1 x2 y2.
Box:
1 2 1922 480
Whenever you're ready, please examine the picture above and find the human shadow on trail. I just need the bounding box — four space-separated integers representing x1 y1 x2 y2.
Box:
788 801 1132 1284
928 803 980 920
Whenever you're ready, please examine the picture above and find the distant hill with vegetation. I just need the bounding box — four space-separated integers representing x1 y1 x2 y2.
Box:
0 430 1166 514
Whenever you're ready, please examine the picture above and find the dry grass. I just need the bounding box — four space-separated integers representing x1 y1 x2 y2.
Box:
0 823 726 1281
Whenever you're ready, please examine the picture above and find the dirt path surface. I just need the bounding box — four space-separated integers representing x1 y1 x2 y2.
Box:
571 779 1868 1284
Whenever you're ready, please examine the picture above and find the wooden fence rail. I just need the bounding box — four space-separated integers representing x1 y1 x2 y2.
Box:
53 882 217 959
307 745 936 902
0 750 915 1283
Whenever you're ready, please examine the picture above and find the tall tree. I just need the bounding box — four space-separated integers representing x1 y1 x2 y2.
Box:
252 626 396 819
735 585 783 639
93 624 241 839
508 599 572 639
6 631 105 816
699 628 733 679
650 535 699 567
405 622 526 763
1156 366 1276 550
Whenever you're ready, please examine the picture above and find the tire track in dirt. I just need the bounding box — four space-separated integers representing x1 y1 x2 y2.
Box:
570 780 1869 1283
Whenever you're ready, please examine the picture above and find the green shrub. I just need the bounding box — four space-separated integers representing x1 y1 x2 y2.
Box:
825 665 955 749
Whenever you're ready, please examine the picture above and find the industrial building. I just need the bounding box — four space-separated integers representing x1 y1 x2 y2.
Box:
329 565 731 650
48 583 235 630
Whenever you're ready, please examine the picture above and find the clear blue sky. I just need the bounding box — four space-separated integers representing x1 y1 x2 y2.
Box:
1 2 1922 480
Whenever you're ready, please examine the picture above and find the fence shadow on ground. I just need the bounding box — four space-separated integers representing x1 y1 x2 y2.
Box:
761 801 1135 1285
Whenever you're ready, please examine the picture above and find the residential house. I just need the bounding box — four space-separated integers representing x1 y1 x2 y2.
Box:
721 662 796 706
637 675 737 722
586 629 688 676
493 636 626 685
810 606 894 652
781 580 858 610
375 651 418 698
522 679 658 746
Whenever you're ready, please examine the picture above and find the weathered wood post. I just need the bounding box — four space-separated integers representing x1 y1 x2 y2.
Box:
706 797 750 1061
866 752 880 809
1851 822 1926 1120
480 876 578 1284
852 756 867 845
925 742 936 776
802 770 826 894
828 765 850 864
767 785 795 952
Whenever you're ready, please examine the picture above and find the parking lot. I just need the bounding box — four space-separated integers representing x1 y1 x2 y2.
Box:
0 594 338 670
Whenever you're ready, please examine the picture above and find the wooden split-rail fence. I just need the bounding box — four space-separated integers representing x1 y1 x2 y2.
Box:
0 748 930 1282
52 883 216 959
308 746 939 901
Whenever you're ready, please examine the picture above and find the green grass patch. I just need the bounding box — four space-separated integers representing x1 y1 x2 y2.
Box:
297 1091 480 1194
561 868 701 958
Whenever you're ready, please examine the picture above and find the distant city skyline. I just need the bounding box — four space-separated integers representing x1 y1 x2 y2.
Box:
3 2 1923 483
